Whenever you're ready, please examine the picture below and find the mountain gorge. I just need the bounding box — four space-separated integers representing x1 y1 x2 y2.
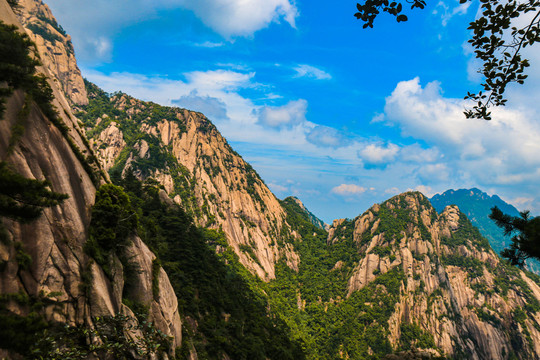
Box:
3 0 540 358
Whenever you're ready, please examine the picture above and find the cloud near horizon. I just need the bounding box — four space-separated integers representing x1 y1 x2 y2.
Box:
331 184 367 196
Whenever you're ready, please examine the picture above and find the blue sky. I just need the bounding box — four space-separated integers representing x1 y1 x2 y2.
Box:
46 0 540 223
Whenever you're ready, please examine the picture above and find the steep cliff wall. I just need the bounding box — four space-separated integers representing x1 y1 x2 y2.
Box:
328 192 540 359
78 88 299 280
14 0 88 106
0 2 181 357
9 0 299 282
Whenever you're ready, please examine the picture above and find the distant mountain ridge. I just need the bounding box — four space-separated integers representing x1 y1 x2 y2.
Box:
430 188 540 274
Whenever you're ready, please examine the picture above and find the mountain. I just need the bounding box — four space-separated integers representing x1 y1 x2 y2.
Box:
73 83 301 281
4 0 540 358
430 188 540 274
281 196 327 230
0 1 182 357
321 192 540 359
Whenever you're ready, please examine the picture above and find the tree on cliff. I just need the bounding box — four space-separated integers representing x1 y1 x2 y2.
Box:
354 0 540 120
0 161 68 242
490 206 540 267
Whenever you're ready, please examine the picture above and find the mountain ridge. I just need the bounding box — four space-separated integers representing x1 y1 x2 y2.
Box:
430 187 540 274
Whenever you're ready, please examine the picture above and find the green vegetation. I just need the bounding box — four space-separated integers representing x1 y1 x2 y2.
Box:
0 301 171 360
0 22 101 185
0 22 57 120
25 23 63 45
399 323 436 351
264 197 434 359
115 173 305 359
429 188 540 272
0 161 68 243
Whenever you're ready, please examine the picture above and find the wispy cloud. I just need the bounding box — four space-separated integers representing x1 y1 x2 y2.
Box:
192 41 225 48
293 64 331 80
331 184 367 197
306 125 350 148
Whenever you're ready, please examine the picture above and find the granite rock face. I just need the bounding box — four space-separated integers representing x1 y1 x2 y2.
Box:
15 0 88 106
83 92 300 280
328 192 540 359
0 1 181 357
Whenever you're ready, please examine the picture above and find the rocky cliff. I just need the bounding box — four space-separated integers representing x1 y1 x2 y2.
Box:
77 86 300 280
11 0 301 282
328 192 540 359
0 1 181 357
14 0 88 106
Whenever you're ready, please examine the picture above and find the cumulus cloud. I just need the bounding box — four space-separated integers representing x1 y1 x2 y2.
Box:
381 77 540 205
172 90 228 120
331 184 367 195
257 99 307 128
180 0 298 38
359 143 399 165
306 126 349 148
293 64 332 80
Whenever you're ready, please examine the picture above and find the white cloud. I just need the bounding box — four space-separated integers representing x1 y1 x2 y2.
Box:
90 37 112 59
293 64 332 80
414 185 435 197
359 143 399 164
400 144 440 163
46 0 298 62
436 0 470 26
371 113 385 123
179 0 298 38
385 187 400 195
172 90 228 120
268 182 289 193
331 184 367 195
306 126 349 148
192 41 225 48
508 197 535 212
381 77 540 213
257 99 307 128
184 70 254 91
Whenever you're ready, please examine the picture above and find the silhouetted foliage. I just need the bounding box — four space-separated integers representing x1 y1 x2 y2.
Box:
353 0 540 120
490 206 540 267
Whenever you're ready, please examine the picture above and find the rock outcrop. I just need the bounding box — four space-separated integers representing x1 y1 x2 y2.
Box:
328 192 540 359
0 1 181 357
14 0 88 106
79 90 300 280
